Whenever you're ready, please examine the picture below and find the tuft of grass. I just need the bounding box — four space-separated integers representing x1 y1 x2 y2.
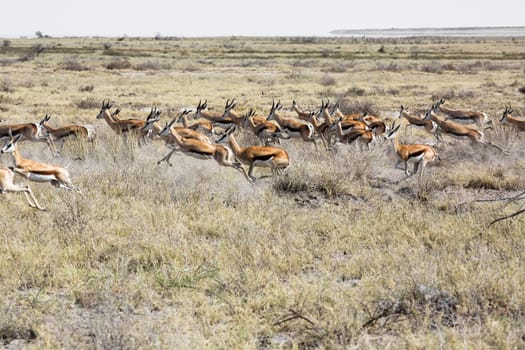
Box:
104 58 132 70
61 58 90 71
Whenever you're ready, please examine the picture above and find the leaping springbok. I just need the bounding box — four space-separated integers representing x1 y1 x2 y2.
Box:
434 98 491 128
384 122 438 176
0 115 58 154
0 167 46 210
217 125 290 181
41 114 96 144
0 131 78 191
423 105 509 155
156 118 252 182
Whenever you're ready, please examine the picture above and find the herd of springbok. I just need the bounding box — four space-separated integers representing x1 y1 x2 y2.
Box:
0 95 523 210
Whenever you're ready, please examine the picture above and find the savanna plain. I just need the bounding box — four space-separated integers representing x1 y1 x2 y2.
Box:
0 35 524 349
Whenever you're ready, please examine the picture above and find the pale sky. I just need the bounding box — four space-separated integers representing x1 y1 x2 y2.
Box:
1 0 524 38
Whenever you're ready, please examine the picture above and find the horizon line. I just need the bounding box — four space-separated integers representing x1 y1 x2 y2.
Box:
2 25 525 40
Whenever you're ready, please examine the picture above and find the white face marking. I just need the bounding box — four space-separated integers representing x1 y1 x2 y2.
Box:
0 142 14 154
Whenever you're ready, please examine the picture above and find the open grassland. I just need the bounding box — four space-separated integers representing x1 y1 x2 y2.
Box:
0 36 524 349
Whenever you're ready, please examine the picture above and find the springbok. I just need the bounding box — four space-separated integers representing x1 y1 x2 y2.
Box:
499 106 525 131
291 100 314 121
217 125 290 181
423 105 509 155
333 118 375 150
194 99 241 130
0 167 46 210
242 109 282 146
220 99 251 129
0 115 58 154
143 110 212 166
96 100 156 145
384 122 438 176
41 114 96 142
178 108 214 136
157 118 252 182
267 100 318 152
1 131 77 191
434 98 491 127
308 100 340 149
398 105 438 137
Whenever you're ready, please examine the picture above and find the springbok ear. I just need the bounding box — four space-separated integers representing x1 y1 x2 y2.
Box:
14 133 22 143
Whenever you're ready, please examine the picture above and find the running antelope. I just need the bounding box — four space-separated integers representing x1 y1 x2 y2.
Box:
178 108 214 136
325 110 368 145
96 100 154 145
384 122 438 176
194 99 242 129
267 100 318 152
334 118 375 150
424 105 509 155
331 103 366 121
0 167 46 210
147 110 212 166
0 115 58 154
217 125 290 181
434 98 491 127
359 114 383 126
0 131 77 191
157 119 251 182
291 100 315 121
41 114 96 142
499 106 525 131
310 100 339 148
398 105 438 137
242 109 282 146
220 99 253 130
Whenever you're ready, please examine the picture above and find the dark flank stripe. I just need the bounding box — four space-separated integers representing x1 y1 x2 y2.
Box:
254 154 274 161
285 125 302 132
408 149 425 158
120 125 141 133
190 148 213 156
448 129 469 137
411 120 427 126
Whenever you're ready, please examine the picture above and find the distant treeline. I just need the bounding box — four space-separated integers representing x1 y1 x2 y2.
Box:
330 26 525 38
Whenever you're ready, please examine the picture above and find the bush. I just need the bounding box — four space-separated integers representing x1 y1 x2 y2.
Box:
421 61 445 74
79 85 94 92
345 86 366 96
62 58 90 71
0 78 14 93
134 60 171 71
319 75 337 86
76 98 99 109
105 59 132 70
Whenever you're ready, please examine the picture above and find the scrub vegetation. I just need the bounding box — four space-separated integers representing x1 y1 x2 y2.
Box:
0 35 524 349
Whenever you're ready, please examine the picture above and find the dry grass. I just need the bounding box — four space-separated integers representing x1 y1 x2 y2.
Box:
0 35 524 349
